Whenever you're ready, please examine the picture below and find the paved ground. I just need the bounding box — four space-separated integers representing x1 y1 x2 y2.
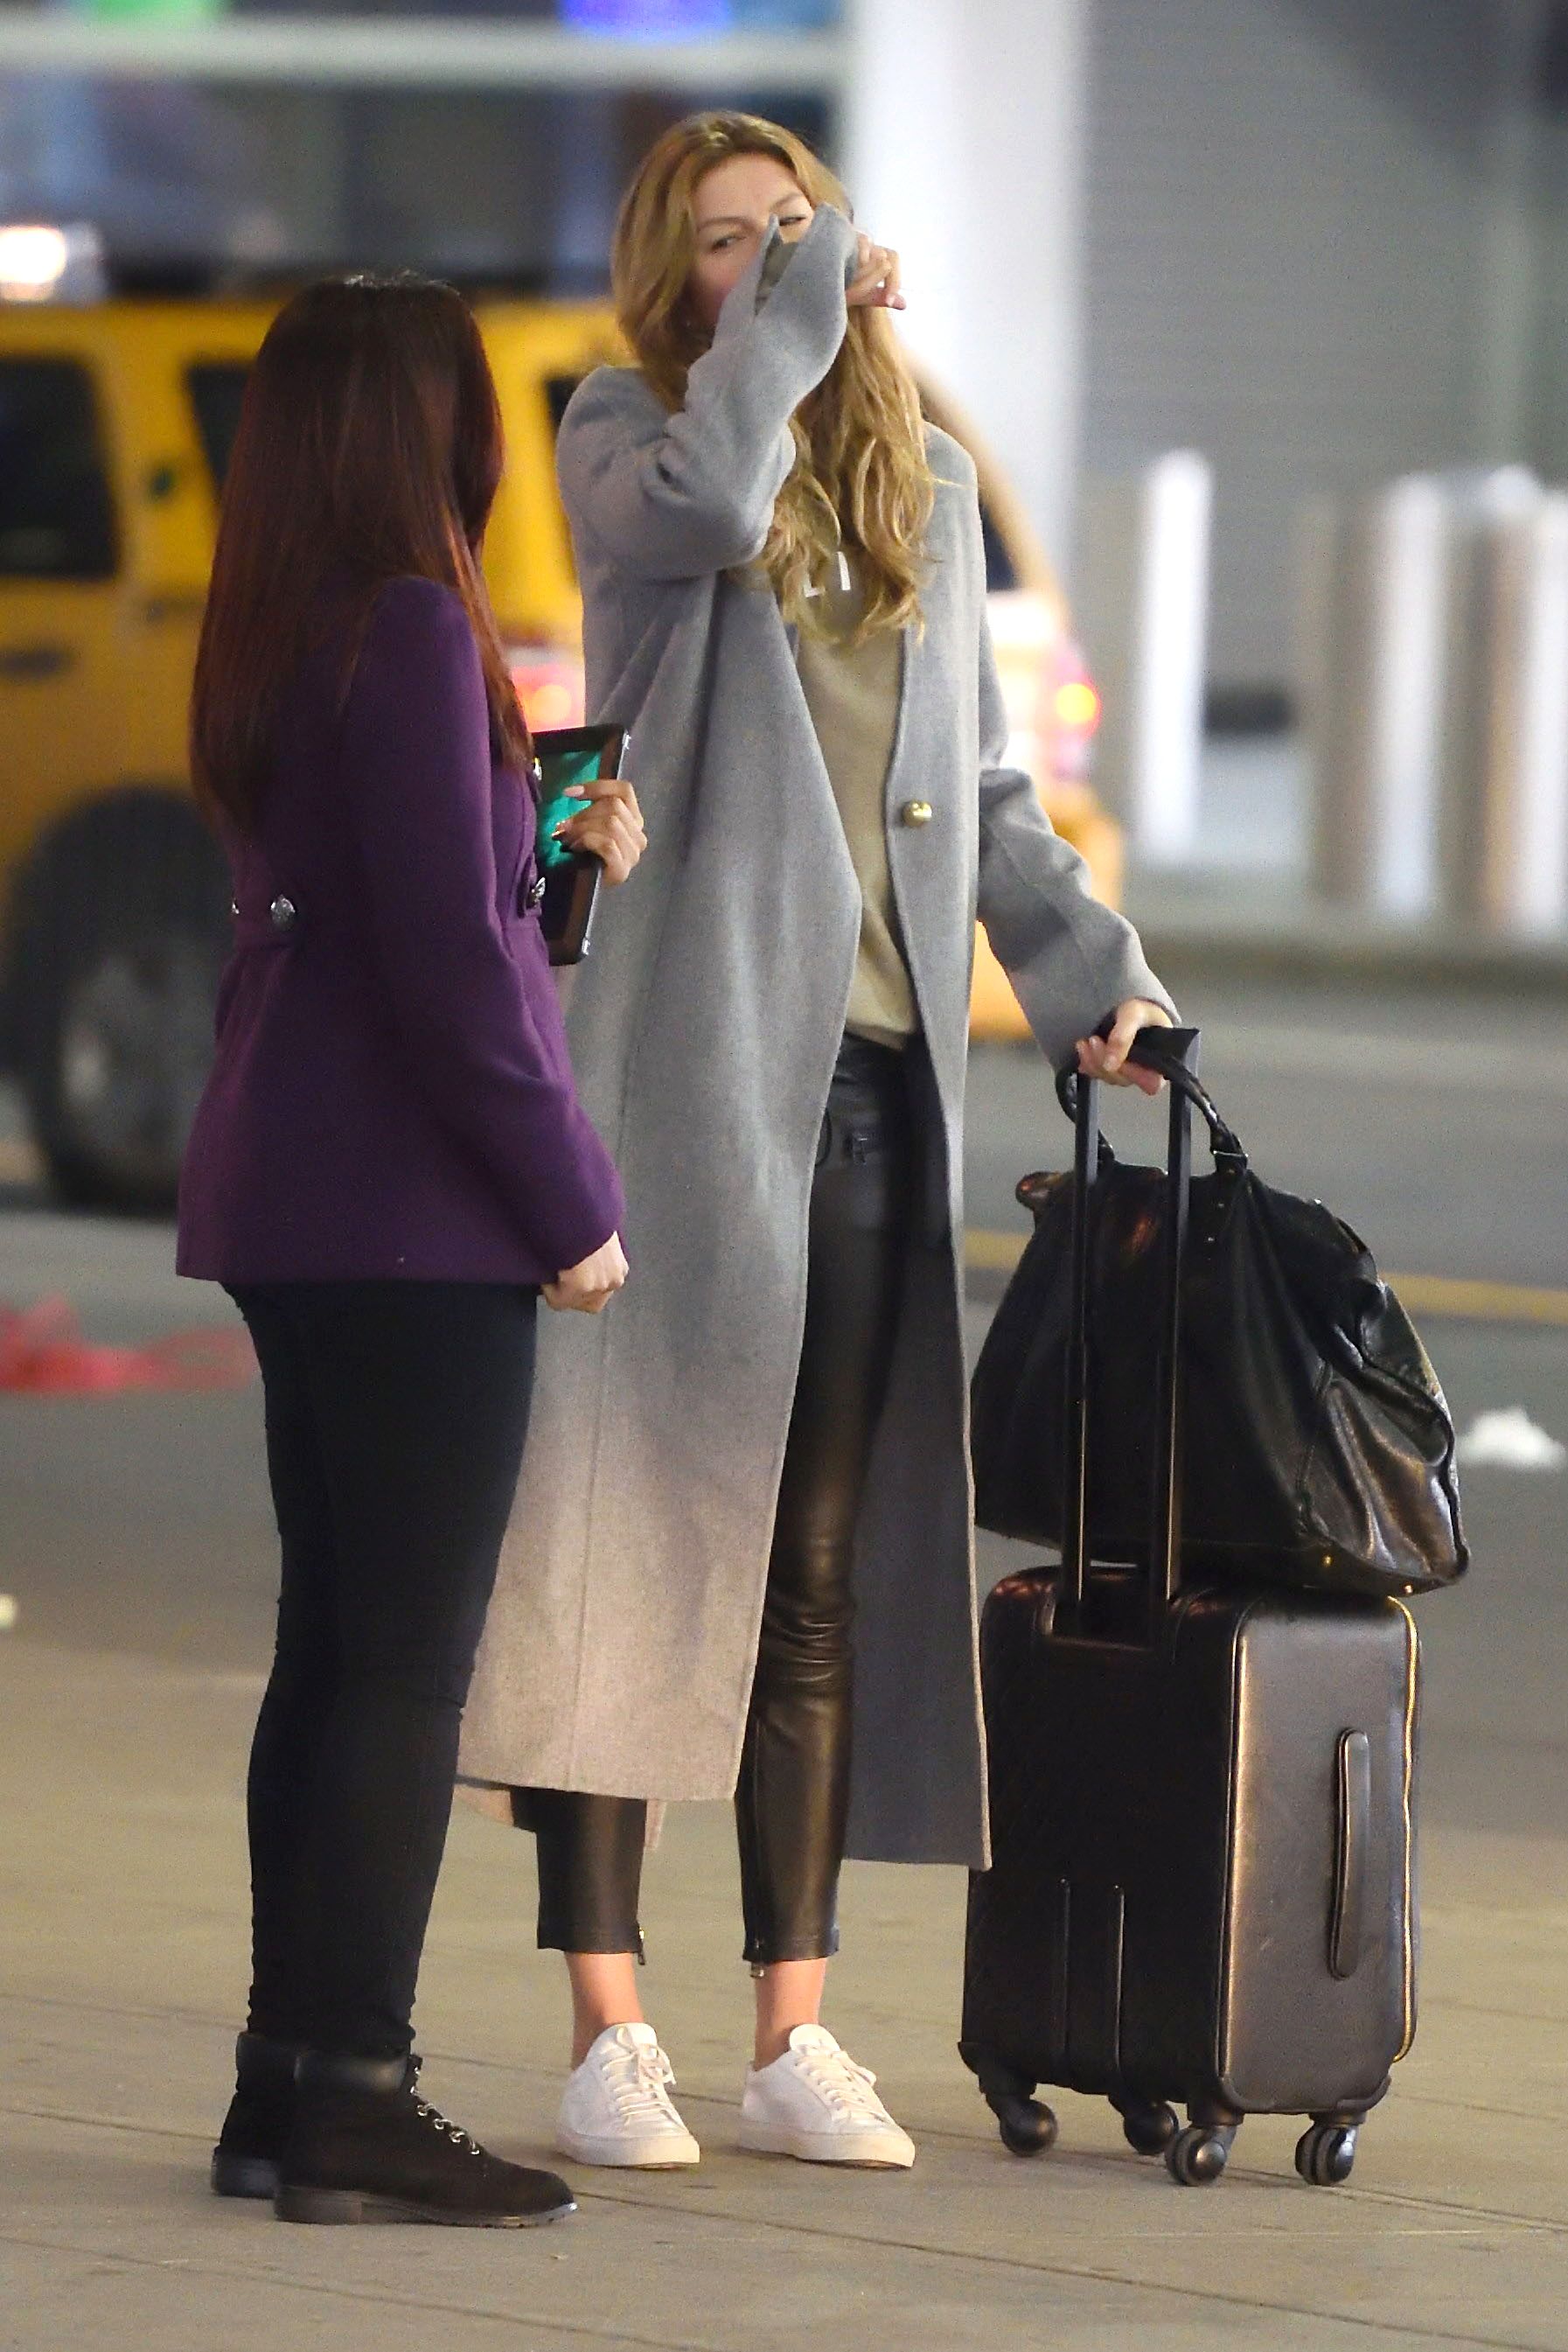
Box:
3 970 1567 2349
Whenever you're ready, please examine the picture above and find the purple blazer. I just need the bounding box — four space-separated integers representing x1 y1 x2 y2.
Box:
177 576 624 1288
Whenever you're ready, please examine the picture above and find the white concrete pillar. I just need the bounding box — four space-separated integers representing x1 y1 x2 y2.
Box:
1302 477 1453 920
840 0 1090 569
1471 491 1568 933
1077 450 1213 863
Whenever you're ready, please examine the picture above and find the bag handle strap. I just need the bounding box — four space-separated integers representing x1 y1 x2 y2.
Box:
1060 1024 1204 1640
1054 1037 1246 1171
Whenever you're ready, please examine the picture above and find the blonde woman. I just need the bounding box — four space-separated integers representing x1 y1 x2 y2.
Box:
459 113 1174 2170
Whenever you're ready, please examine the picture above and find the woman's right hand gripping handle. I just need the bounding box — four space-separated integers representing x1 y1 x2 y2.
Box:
546 1232 629 1316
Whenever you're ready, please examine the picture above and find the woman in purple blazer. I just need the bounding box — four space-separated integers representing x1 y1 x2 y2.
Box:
178 276 640 2229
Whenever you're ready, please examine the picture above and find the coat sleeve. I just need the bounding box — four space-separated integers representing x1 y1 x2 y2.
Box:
339 577 625 1275
975 599 1176 1071
556 206 859 583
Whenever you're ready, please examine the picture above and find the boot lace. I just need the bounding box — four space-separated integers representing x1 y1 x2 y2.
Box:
408 2059 484 2157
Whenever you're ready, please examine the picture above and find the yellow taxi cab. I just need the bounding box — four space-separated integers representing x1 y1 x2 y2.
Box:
0 225 1113 1205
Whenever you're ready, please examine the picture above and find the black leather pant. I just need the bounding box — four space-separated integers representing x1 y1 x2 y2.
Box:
526 1034 915 1965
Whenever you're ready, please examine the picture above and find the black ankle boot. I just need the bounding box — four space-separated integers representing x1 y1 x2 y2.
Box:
212 2031 301 2199
275 2051 577 2227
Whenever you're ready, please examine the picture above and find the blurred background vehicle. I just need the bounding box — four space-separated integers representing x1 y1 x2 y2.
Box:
0 244 1105 1205
6 0 1568 1218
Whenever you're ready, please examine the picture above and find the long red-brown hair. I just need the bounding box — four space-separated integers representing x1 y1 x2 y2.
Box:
191 273 532 831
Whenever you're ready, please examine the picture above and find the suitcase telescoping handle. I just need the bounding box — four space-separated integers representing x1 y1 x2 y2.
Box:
1062 1024 1202 1644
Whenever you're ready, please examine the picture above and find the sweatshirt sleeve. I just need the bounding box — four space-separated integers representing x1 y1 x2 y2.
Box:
556 205 860 583
973 589 1176 1071
339 577 624 1275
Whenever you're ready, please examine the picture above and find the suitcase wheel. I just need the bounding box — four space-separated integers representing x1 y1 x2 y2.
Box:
960 2045 1061 2157
1295 2122 1358 2187
1166 2122 1236 2186
996 2094 1059 2158
1116 2097 1179 2158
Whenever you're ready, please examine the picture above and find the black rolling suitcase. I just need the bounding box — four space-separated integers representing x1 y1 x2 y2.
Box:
959 1029 1419 2187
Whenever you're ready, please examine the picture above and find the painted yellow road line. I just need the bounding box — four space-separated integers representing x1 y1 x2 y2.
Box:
965 1227 1029 1274
1383 1273 1568 1328
962 1231 1568 1328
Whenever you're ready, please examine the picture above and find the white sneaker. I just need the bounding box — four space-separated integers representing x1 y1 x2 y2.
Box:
554 2023 700 2168
738 2024 916 2168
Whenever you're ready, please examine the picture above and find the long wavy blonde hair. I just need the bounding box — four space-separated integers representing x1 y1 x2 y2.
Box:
612 112 935 640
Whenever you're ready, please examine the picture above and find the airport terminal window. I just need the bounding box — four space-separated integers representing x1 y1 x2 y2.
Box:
0 361 116 579
188 364 252 494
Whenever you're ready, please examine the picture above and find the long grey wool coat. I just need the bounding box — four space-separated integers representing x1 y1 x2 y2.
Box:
459 205 1174 1867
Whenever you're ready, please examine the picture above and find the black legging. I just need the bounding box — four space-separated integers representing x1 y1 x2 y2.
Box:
233 1281 538 2058
526 1034 915 1965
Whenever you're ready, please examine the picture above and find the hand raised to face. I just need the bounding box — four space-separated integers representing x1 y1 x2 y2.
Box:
846 233 905 312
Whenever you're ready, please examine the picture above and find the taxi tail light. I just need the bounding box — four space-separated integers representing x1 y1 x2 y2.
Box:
1053 673 1102 737
1041 641 1101 783
0 222 107 304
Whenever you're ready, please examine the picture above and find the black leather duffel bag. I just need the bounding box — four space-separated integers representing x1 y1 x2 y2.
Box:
970 1036 1468 1599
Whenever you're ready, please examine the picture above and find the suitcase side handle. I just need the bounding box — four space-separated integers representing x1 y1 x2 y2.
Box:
1061 1024 1202 1643
1330 1729 1372 1979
